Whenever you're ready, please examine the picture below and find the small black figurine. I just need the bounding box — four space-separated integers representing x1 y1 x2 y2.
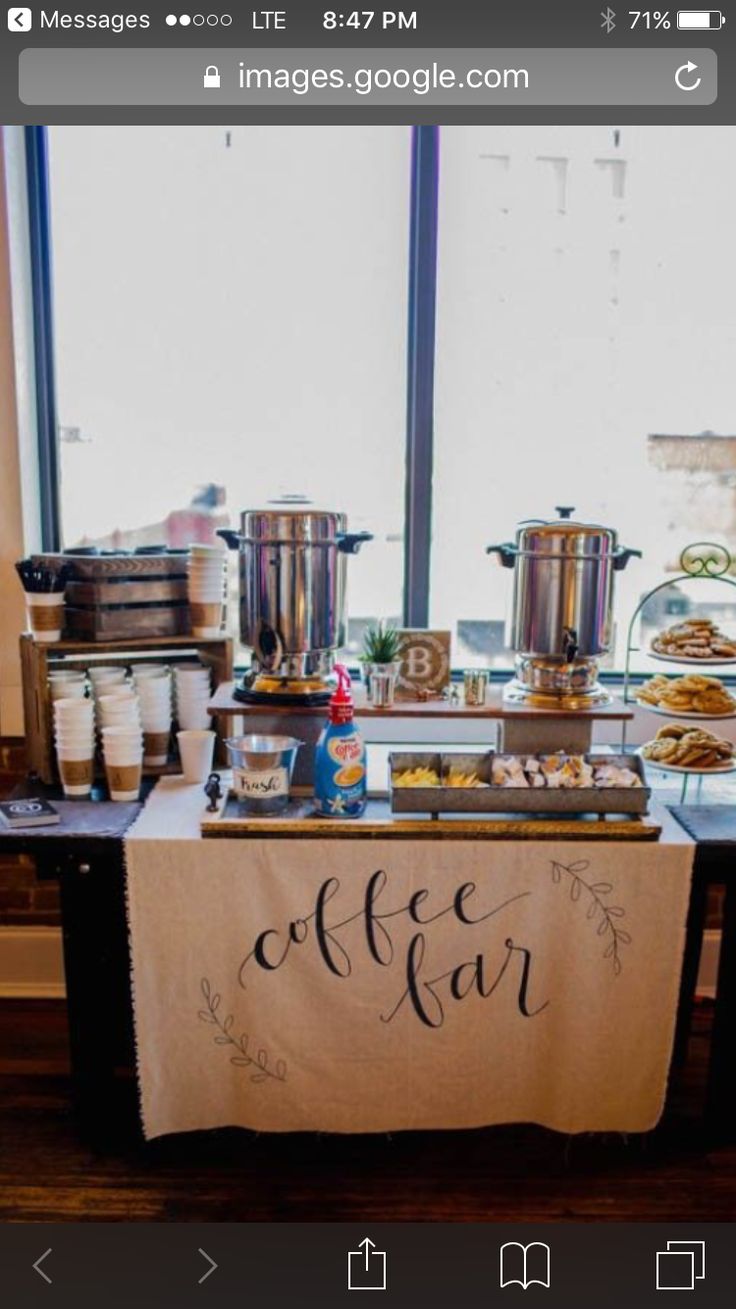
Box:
204 771 223 813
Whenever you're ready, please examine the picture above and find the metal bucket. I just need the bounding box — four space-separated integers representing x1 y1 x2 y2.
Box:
225 734 302 814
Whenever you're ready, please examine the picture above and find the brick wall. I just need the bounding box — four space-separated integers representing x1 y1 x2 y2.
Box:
0 737 61 926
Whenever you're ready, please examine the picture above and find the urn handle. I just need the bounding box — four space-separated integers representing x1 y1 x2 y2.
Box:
216 529 243 551
336 531 373 555
612 546 643 571
486 542 518 569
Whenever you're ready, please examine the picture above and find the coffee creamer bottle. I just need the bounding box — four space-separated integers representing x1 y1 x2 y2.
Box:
314 664 367 817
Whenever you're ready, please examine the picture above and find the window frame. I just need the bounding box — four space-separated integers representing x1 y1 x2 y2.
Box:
25 123 439 631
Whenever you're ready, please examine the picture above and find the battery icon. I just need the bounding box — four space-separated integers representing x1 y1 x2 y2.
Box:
677 10 726 27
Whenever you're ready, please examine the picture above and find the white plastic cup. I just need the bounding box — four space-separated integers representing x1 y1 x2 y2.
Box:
104 758 143 801
177 729 216 783
27 593 65 643
188 602 224 636
48 669 86 683
178 707 212 731
55 734 95 750
56 743 95 798
136 680 171 699
102 727 144 748
136 691 171 706
89 665 127 682
54 704 94 726
143 726 171 766
98 697 140 715
174 665 211 680
187 572 225 587
187 558 225 571
102 724 144 801
132 664 170 682
189 543 225 556
179 714 211 731
50 679 87 701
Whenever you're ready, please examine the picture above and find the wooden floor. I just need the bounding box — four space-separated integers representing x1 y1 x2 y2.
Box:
1 1000 734 1223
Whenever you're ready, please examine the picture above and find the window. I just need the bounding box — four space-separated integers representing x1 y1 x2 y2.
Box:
431 126 736 670
46 125 410 652
37 125 736 671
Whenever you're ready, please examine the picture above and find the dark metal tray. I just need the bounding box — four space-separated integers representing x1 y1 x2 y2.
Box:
388 751 650 816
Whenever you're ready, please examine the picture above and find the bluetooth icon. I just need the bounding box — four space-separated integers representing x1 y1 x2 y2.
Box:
601 6 616 33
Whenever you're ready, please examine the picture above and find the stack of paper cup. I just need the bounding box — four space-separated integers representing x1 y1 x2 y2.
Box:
48 669 87 702
187 545 227 638
88 666 128 704
101 725 144 801
132 666 173 766
174 665 213 731
53 696 96 798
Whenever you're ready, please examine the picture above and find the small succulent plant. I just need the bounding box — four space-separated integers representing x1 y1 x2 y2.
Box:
362 622 402 665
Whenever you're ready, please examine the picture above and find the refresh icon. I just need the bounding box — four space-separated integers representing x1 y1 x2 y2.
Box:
675 60 702 91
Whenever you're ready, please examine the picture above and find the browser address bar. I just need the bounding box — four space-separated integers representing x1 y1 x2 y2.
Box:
18 47 717 106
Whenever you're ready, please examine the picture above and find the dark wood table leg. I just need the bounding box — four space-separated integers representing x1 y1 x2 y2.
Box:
673 864 708 1067
50 845 139 1142
705 872 736 1141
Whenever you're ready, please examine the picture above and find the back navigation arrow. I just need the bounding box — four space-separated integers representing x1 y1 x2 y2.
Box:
33 1248 53 1284
198 1248 218 1284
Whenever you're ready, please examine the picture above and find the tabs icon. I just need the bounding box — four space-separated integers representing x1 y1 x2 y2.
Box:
203 65 221 89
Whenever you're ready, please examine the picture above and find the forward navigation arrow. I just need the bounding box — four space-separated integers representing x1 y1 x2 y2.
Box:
198 1248 218 1284
33 1248 53 1284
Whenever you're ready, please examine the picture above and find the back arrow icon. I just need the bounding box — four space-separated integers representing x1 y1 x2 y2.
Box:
33 1249 53 1284
198 1249 218 1284
675 60 702 91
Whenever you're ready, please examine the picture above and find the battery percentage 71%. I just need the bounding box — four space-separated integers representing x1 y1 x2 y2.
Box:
629 10 672 26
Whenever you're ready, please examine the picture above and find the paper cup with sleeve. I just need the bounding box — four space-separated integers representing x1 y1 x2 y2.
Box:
27 593 65 643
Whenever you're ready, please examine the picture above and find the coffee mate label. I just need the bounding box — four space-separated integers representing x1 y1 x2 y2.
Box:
233 766 289 799
58 758 94 786
327 734 364 768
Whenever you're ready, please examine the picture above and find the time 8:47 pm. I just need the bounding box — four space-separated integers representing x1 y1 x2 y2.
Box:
323 10 418 28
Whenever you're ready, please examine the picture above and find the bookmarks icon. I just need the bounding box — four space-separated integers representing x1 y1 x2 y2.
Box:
500 1242 551 1290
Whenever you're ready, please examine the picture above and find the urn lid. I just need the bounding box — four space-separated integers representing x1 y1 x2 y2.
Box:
515 506 619 556
241 498 347 543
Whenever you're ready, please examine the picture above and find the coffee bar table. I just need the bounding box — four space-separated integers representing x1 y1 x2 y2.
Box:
1 783 733 1142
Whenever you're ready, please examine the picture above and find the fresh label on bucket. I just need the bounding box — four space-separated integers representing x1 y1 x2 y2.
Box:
233 767 289 799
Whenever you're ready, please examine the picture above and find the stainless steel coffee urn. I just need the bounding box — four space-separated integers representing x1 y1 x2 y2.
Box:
487 507 640 708
219 503 372 704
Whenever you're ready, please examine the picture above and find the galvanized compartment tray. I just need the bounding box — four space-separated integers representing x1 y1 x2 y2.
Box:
388 751 650 816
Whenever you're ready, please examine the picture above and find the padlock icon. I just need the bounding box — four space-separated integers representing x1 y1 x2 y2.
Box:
203 65 221 89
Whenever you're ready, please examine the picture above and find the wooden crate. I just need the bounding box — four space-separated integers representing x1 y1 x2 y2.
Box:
64 603 191 641
20 634 233 784
32 552 199 642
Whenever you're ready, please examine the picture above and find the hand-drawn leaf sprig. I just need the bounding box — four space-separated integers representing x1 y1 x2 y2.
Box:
550 861 631 976
198 977 287 1083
